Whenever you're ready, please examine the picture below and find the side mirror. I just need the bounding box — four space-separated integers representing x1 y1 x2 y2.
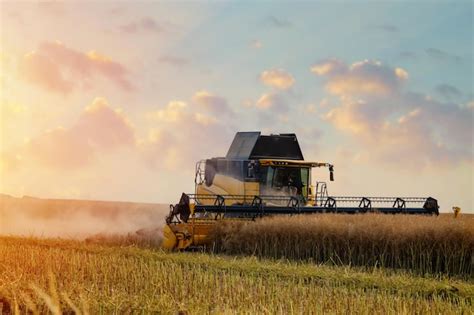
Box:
329 165 334 181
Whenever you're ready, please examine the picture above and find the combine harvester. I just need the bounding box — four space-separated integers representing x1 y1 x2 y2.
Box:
163 132 439 250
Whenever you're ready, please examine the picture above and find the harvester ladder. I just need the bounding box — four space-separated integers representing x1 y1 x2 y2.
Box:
194 160 206 195
315 181 328 206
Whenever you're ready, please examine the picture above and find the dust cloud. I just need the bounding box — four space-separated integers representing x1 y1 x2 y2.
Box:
0 194 169 240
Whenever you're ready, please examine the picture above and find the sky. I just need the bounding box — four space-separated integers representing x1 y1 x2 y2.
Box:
0 1 472 213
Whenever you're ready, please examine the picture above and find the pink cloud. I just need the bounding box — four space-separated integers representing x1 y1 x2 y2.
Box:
19 51 73 94
120 17 162 34
76 98 135 149
21 98 135 169
142 95 235 169
159 55 190 66
26 127 94 169
19 41 133 93
192 90 234 117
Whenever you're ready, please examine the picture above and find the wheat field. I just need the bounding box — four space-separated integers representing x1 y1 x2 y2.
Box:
1 198 473 314
1 236 473 314
212 213 474 277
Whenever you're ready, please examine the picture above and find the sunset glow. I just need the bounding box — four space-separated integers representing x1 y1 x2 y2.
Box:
0 1 472 212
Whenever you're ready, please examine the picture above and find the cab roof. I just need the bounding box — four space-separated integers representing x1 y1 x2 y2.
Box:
225 132 304 160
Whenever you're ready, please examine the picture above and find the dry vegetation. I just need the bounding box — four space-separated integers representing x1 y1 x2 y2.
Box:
213 213 474 277
1 237 473 314
1 195 473 313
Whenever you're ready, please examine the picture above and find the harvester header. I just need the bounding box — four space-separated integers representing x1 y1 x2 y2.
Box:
163 132 439 250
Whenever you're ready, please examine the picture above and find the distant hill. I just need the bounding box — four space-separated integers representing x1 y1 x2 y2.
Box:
0 193 13 199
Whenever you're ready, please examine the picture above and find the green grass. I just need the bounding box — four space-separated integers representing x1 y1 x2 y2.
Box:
1 236 472 314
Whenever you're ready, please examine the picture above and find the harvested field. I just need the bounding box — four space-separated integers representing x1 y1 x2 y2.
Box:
0 236 472 314
1 196 472 313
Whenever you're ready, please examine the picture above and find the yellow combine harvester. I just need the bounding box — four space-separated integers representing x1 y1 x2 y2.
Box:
162 132 439 250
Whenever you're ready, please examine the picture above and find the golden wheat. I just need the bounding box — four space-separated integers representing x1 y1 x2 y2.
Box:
212 213 474 277
1 237 472 314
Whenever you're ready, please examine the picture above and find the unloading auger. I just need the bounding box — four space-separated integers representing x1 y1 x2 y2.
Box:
162 132 439 250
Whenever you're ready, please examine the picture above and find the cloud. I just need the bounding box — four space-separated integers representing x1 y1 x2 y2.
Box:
251 39 263 49
314 59 473 168
435 84 463 100
25 127 94 169
324 99 371 135
425 48 462 63
310 58 346 76
158 55 190 66
192 90 234 117
19 41 133 93
148 101 188 123
312 59 408 97
109 6 126 16
77 98 135 148
305 104 317 114
143 97 234 169
265 16 292 28
19 51 73 94
255 93 288 113
120 17 162 34
260 69 295 90
37 2 66 14
399 51 418 60
252 93 290 127
15 98 134 169
0 152 21 175
1 102 27 124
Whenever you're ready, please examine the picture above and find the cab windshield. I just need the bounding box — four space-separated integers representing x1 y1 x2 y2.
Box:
259 166 309 199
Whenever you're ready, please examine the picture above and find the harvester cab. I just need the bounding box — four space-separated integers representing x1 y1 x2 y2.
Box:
163 132 439 250
194 132 334 207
